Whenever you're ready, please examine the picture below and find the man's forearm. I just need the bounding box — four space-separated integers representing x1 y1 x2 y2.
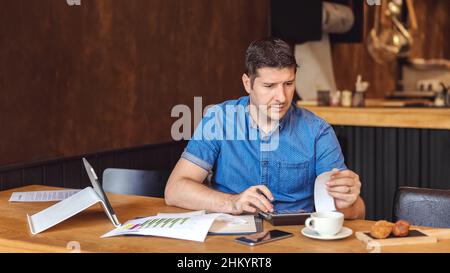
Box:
338 196 365 220
165 178 234 213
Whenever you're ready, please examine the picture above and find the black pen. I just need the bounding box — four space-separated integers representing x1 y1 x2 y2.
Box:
256 188 274 202
256 188 274 213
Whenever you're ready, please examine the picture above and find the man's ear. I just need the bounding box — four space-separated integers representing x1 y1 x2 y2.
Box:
242 73 251 95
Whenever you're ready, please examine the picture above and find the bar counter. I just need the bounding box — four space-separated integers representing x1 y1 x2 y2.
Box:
297 103 450 130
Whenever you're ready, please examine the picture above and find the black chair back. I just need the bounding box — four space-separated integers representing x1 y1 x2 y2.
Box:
102 168 170 198
393 187 450 228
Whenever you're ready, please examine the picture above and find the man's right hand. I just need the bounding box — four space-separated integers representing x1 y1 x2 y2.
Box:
228 185 274 214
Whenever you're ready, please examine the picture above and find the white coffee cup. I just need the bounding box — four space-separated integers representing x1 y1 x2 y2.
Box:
305 211 344 237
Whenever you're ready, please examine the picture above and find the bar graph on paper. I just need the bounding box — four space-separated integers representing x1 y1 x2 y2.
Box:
101 212 224 241
121 217 190 231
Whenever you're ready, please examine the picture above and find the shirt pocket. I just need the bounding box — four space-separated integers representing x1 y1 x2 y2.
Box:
277 161 310 194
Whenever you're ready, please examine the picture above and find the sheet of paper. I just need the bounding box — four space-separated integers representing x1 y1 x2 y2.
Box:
9 190 80 202
101 212 224 242
314 170 337 212
214 213 248 224
156 210 206 218
157 211 252 234
209 215 256 234
157 211 247 224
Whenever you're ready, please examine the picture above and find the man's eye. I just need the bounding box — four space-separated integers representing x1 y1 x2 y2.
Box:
264 85 273 88
285 82 293 86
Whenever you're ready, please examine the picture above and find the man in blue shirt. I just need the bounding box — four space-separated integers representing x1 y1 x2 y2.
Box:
165 38 365 219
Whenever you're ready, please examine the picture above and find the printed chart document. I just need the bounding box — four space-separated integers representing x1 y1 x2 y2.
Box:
9 190 80 202
102 211 256 242
102 211 221 242
157 211 256 235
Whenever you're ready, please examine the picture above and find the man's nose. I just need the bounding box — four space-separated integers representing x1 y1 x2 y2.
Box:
274 86 286 103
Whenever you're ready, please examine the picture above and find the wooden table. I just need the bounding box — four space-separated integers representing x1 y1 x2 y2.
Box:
1 185 449 253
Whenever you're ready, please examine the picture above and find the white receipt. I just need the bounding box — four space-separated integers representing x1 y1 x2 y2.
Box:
314 171 337 212
9 190 80 202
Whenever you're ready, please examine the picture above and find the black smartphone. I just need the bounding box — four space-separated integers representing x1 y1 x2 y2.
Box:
234 229 293 246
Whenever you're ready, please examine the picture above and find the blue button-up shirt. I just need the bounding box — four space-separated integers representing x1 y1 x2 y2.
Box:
181 96 346 212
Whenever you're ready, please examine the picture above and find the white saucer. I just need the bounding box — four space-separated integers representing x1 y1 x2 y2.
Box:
301 226 353 240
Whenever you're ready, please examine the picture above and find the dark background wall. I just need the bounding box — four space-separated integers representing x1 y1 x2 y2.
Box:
0 0 448 179
0 0 269 166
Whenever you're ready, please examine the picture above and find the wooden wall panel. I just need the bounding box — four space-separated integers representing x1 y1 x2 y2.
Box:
44 164 64 188
0 140 187 192
0 0 269 166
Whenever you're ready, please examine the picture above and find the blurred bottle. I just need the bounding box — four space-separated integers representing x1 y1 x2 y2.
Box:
330 91 341 107
341 90 353 107
352 75 370 107
317 90 331 106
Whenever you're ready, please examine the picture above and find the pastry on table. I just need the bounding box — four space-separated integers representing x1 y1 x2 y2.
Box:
369 220 411 239
370 220 395 239
392 220 410 237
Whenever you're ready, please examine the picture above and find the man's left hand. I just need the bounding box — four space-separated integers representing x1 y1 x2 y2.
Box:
326 169 361 210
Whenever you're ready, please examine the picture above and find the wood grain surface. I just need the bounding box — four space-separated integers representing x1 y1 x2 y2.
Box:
300 105 450 130
1 185 450 253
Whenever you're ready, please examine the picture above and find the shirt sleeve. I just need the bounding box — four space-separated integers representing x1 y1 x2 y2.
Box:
181 106 222 172
315 122 347 176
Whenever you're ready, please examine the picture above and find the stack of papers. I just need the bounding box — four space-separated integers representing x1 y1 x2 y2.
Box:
101 211 256 242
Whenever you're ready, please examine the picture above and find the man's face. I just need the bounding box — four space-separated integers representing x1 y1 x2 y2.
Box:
243 67 296 121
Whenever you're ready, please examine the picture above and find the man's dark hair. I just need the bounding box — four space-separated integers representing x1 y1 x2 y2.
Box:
245 37 298 88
